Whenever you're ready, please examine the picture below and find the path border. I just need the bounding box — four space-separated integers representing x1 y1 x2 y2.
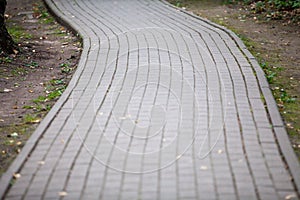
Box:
0 0 89 197
159 0 300 195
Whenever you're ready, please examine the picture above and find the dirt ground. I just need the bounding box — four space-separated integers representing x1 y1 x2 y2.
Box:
168 0 300 158
0 0 81 174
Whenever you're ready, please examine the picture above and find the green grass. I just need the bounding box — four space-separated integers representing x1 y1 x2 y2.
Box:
23 114 41 124
7 26 32 42
11 67 28 76
33 96 47 104
25 61 39 68
33 3 56 24
47 89 64 100
60 63 73 73
0 57 13 64
30 79 66 112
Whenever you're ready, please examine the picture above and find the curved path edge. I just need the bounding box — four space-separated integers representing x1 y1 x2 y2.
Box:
0 0 299 197
0 0 90 197
160 0 300 193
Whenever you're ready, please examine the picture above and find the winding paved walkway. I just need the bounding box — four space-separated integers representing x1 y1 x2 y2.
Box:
1 0 300 199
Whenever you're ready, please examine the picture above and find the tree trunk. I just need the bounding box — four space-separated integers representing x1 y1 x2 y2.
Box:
0 0 17 54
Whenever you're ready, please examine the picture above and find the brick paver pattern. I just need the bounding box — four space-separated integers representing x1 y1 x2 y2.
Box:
1 0 299 199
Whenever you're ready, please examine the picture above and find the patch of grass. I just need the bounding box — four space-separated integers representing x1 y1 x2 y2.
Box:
25 61 39 68
23 114 40 124
50 78 65 85
0 57 13 64
47 89 64 100
259 60 282 84
23 105 34 109
41 17 55 24
11 67 28 76
23 103 51 112
30 79 66 112
277 89 296 103
46 78 66 99
60 63 73 73
33 3 55 24
7 26 32 42
33 96 47 104
53 28 68 36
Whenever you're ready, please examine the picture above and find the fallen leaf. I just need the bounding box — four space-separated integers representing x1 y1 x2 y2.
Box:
37 161 45 165
31 119 41 123
217 149 223 154
3 88 13 92
13 173 21 179
285 194 297 200
58 191 68 196
9 132 18 137
200 166 208 170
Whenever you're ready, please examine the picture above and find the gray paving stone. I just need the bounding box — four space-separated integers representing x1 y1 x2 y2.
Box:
0 0 299 199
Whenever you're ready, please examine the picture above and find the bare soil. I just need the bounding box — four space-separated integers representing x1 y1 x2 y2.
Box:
0 0 81 175
168 0 300 158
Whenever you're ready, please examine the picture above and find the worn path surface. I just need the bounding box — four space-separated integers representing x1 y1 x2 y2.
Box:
1 0 300 199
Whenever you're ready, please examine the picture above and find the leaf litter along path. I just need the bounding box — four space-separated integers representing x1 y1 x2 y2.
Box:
0 0 81 175
168 0 300 159
0 0 300 199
